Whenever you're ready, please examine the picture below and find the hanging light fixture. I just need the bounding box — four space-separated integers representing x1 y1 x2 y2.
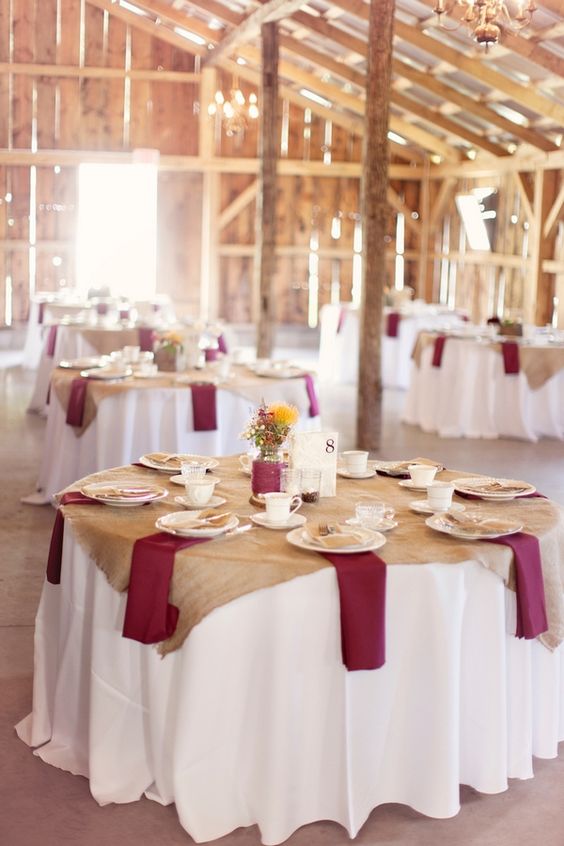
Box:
207 85 259 137
433 0 537 47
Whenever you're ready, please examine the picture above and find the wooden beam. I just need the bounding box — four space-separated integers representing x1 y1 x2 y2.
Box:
429 177 457 229
512 172 534 224
417 162 433 300
543 179 564 240
279 34 365 89
199 67 220 320
219 180 257 229
387 186 421 235
357 0 396 451
256 22 279 358
0 61 199 82
203 0 304 68
430 148 564 177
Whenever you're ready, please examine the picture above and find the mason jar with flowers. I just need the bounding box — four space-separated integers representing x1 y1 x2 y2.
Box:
241 402 299 495
154 330 185 372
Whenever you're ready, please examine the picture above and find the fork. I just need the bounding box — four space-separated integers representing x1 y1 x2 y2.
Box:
318 522 337 536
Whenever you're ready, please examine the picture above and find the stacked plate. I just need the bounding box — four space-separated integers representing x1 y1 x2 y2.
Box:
81 481 168 507
426 512 522 540
156 511 238 537
139 453 219 473
451 477 535 501
286 524 386 554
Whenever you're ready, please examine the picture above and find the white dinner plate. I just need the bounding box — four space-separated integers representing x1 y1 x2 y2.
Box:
286 527 386 554
156 511 238 537
59 356 108 370
337 468 376 479
251 512 306 530
345 517 397 532
81 481 168 506
425 513 523 540
174 494 226 509
398 479 433 492
451 476 536 500
139 453 220 473
80 366 133 380
410 500 465 515
255 366 305 379
169 474 222 487
372 460 443 477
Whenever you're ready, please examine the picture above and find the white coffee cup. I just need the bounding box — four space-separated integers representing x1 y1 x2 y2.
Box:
184 478 216 506
123 345 140 363
263 492 302 525
342 450 369 474
408 463 438 487
427 481 455 511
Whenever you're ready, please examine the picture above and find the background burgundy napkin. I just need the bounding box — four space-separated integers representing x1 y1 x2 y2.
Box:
487 532 548 639
66 377 89 427
501 341 520 375
122 532 210 644
217 333 228 354
46 325 58 357
303 374 320 417
336 308 347 334
205 348 220 362
432 335 447 368
138 327 155 352
47 492 102 584
319 550 387 671
38 301 45 324
386 312 401 338
190 383 217 431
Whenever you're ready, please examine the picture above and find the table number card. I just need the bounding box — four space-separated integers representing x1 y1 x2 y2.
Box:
290 431 338 497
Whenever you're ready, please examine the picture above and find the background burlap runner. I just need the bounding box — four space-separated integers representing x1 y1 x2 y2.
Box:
58 456 564 656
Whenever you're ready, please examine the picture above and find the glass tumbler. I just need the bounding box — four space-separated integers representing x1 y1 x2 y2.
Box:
280 468 302 497
300 468 322 503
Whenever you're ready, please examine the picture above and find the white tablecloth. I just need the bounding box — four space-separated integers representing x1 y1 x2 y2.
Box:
22 298 92 371
35 378 320 502
318 304 466 389
17 524 564 844
403 338 564 441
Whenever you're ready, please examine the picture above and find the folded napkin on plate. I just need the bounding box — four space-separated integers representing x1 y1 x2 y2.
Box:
307 523 368 549
66 377 89 427
376 457 443 478
441 513 520 535
432 334 447 368
386 312 401 338
123 533 211 644
303 374 320 418
83 485 159 499
193 511 232 527
190 383 217 431
501 341 520 375
145 452 181 466
467 481 530 494
47 491 103 584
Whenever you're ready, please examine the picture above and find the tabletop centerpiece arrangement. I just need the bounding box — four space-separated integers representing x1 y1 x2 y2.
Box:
153 330 185 372
241 401 299 495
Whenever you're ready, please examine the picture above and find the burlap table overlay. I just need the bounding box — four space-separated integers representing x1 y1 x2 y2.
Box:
50 364 318 437
519 346 564 390
411 331 438 368
57 456 564 655
78 327 142 356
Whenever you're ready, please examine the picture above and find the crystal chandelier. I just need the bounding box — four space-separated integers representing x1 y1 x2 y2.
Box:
433 0 536 46
207 88 259 137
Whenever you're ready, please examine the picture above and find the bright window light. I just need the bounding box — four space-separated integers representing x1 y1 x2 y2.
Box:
388 130 407 145
299 88 332 108
119 1 147 15
77 161 158 298
174 27 207 45
455 194 491 251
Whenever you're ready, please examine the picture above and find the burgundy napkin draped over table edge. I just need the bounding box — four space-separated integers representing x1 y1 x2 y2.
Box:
386 312 401 338
190 383 217 431
303 374 320 418
138 327 155 353
501 341 520 375
66 377 89 427
47 492 103 584
38 302 45 324
336 308 347 334
46 325 58 357
122 533 210 644
217 333 228 354
488 532 548 640
320 550 387 671
432 335 447 368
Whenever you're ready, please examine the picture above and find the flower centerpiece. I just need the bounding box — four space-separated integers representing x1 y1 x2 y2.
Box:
241 402 299 494
154 330 185 372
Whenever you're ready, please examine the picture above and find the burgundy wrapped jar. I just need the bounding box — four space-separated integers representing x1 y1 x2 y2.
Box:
251 450 286 495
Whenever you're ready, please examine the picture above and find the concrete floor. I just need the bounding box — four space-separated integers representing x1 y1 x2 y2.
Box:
2 363 564 846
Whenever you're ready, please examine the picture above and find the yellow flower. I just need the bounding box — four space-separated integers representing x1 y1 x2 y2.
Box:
269 402 299 427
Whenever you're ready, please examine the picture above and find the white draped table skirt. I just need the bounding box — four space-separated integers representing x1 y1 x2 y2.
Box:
17 525 564 845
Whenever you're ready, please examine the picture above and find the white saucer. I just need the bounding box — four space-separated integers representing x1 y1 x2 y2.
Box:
251 512 306 530
337 469 376 479
170 474 222 486
410 500 465 515
398 479 433 492
345 517 397 532
174 494 226 509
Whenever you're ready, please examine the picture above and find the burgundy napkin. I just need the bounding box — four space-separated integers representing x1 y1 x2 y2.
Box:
432 335 447 368
47 492 103 584
138 327 154 352
303 374 320 417
96 303 109 316
487 316 501 325
205 348 219 362
46 325 58 357
501 342 520 375
376 470 409 480
66 377 89 427
122 532 210 644
336 308 347 334
319 550 387 671
217 333 228 354
487 532 548 639
190 383 217 431
38 302 45 324
119 307 130 320
386 312 401 338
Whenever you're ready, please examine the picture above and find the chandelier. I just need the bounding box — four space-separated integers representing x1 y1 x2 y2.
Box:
207 88 259 137
433 0 537 46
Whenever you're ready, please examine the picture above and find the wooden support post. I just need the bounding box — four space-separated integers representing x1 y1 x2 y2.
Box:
530 169 558 325
417 160 432 301
199 68 220 321
255 22 279 358
356 0 396 451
